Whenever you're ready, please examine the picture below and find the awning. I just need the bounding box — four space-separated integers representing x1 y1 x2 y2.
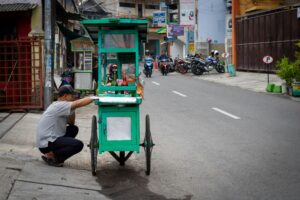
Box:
56 0 82 21
81 18 149 43
57 22 83 40
156 27 166 34
0 0 38 12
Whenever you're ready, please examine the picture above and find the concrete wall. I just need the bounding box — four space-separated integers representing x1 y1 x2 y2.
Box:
170 40 184 59
197 0 226 43
118 6 136 17
30 1 43 36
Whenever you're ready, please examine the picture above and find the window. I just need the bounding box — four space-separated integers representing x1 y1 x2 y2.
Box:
102 34 135 49
119 2 135 8
145 4 159 10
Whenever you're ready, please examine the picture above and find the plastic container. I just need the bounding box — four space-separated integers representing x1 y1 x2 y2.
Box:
273 85 282 93
227 64 236 77
266 83 275 92
292 82 300 97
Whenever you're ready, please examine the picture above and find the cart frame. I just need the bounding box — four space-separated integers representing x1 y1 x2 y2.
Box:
81 18 154 176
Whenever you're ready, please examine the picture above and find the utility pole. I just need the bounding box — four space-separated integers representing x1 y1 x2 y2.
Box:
44 0 55 109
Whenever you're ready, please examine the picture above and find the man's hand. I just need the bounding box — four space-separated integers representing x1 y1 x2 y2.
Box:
68 112 75 125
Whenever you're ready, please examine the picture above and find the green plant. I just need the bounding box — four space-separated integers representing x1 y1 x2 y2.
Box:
276 41 300 86
294 41 300 81
276 57 298 86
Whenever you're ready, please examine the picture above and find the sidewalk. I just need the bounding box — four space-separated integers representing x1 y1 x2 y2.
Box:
0 71 299 199
0 105 113 200
192 71 283 93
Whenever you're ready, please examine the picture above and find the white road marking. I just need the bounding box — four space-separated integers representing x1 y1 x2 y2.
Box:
152 81 160 86
212 107 240 119
172 90 187 97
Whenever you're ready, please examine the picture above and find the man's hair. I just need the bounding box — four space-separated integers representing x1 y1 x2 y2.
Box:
58 85 75 97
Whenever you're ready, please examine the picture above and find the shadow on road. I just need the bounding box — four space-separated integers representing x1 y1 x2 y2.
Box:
95 166 192 200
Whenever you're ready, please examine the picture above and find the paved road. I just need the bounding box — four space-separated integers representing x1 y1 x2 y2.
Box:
1 70 300 200
140 70 300 200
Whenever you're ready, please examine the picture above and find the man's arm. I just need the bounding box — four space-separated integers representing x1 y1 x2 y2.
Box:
68 112 75 125
71 97 93 110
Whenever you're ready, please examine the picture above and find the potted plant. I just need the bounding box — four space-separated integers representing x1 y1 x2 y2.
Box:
292 41 300 96
276 41 300 96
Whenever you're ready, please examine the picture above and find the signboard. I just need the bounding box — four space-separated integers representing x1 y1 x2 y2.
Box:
263 55 273 64
188 43 195 54
71 37 95 52
226 14 232 36
167 25 184 37
188 31 194 42
153 11 166 27
180 0 195 26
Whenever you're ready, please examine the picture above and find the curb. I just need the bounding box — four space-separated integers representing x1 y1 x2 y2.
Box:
0 113 26 139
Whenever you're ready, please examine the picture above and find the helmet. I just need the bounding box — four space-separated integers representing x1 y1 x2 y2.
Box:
214 50 219 55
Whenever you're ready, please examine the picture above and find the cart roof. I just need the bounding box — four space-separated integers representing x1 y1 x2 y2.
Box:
81 18 149 43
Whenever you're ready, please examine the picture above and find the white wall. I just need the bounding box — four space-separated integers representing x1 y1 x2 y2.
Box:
170 40 184 59
197 0 226 43
144 8 156 17
118 6 136 17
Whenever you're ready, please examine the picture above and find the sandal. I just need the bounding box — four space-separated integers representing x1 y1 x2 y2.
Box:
41 155 63 167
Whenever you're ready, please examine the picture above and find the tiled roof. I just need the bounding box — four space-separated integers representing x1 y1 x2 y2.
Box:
0 0 39 12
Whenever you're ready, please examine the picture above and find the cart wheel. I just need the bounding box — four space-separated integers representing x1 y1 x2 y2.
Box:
90 115 98 176
144 114 154 175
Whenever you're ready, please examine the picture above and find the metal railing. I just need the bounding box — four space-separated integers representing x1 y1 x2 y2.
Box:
0 38 43 110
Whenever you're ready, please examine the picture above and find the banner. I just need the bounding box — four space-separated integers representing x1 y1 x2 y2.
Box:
180 0 195 26
188 43 195 54
153 11 166 27
167 25 184 37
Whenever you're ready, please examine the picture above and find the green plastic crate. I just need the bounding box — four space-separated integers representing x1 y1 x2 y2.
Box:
266 83 275 92
273 85 282 93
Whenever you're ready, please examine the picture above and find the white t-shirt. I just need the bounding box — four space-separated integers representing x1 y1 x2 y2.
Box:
36 101 72 148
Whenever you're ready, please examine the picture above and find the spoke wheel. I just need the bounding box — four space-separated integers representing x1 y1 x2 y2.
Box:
90 115 98 176
192 65 203 75
144 114 154 175
217 65 225 73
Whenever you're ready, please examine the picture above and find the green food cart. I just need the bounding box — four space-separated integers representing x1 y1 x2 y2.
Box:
81 18 154 176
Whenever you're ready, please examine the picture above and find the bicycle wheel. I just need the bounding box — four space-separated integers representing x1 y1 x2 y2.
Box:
90 115 98 176
144 114 154 175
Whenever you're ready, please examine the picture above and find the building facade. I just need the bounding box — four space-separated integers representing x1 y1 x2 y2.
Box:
0 0 82 110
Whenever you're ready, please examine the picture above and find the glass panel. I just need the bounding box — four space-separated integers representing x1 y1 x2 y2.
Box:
107 117 131 141
102 34 135 48
74 72 93 90
84 52 92 70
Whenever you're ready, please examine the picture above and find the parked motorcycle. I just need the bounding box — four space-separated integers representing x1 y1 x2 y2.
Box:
191 51 225 75
143 57 153 78
174 57 189 74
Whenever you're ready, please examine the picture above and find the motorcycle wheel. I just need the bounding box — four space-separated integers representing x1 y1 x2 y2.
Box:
216 65 225 73
178 65 188 74
191 65 203 75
